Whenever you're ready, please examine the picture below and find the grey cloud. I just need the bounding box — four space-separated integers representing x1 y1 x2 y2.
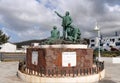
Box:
0 0 120 42
91 0 107 15
105 0 120 6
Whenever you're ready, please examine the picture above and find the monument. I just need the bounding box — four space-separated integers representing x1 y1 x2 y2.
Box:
55 11 81 42
18 11 105 83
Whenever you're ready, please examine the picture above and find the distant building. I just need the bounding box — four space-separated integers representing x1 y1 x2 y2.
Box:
31 43 39 47
89 35 120 51
0 42 17 52
20 43 40 53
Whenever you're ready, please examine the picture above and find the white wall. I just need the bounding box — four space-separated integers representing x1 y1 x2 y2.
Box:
0 43 17 52
18 69 105 83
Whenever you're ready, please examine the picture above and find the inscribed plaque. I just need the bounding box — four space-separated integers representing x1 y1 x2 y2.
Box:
32 51 38 65
62 52 76 67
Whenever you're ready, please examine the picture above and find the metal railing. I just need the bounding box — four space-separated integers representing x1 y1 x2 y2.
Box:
0 53 26 61
18 61 104 77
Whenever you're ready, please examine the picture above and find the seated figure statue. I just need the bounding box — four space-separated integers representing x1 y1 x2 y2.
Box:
47 26 60 44
51 26 60 39
67 25 81 42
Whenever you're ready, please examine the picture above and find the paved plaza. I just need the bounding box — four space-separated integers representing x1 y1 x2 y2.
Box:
0 62 26 83
0 58 120 83
96 57 120 83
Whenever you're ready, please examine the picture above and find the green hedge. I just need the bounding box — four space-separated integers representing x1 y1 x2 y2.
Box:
94 51 120 57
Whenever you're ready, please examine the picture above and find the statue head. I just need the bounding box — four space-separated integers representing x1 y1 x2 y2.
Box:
53 26 57 30
65 11 69 16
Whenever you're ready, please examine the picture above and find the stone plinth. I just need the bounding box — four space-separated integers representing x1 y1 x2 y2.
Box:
26 44 93 71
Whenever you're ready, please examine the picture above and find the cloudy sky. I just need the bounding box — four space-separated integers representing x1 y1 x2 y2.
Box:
0 0 120 42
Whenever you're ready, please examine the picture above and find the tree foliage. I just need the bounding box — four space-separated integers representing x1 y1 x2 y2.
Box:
0 30 9 45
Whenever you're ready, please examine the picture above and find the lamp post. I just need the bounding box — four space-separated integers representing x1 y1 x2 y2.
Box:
94 24 101 61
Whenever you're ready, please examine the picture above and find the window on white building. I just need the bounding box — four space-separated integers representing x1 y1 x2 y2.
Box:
100 44 103 46
118 38 120 41
116 42 120 46
91 40 95 42
91 44 95 47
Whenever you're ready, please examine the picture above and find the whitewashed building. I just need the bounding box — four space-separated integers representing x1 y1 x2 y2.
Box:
0 42 17 52
89 35 120 50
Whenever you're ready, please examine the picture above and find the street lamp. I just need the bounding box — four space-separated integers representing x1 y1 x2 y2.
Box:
94 23 101 61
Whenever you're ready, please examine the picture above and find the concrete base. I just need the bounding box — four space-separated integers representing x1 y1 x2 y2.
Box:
39 44 88 49
18 69 105 83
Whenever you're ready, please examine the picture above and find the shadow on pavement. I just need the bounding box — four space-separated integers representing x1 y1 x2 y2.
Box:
98 79 116 83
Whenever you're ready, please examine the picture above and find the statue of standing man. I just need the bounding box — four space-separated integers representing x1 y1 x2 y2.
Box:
55 11 72 39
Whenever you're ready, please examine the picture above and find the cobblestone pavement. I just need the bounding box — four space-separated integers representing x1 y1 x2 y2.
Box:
0 59 120 83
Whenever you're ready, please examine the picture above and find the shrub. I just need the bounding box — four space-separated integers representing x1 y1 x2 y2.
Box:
93 51 120 57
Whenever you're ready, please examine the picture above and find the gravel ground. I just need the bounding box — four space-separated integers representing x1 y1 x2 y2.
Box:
0 59 120 83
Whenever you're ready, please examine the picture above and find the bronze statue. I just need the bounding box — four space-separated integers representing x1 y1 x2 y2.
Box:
51 26 60 39
41 11 81 45
55 11 81 42
55 11 72 39
67 26 81 42
47 26 60 44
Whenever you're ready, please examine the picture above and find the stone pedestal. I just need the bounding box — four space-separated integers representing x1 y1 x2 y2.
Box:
26 44 93 71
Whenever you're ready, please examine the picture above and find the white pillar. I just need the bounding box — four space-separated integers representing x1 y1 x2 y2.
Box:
94 24 101 61
98 30 101 60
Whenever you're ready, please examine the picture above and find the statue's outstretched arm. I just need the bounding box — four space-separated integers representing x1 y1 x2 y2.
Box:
55 11 63 18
